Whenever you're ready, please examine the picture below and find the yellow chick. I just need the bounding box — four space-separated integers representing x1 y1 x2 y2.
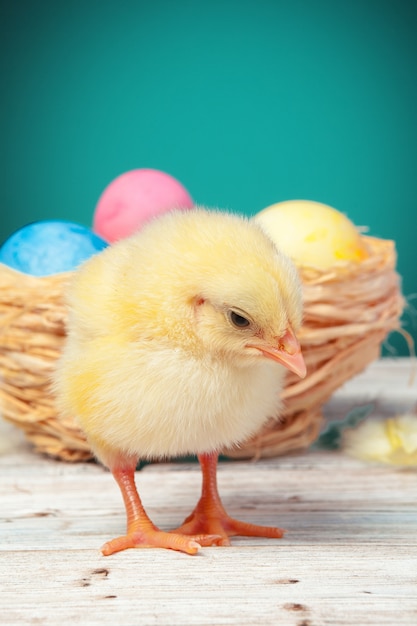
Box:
54 208 306 555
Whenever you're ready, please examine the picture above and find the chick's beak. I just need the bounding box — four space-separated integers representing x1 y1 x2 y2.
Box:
247 327 307 379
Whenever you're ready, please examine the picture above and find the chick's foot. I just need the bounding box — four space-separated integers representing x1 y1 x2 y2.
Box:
173 499 284 546
101 526 220 556
172 452 285 546
103 462 221 556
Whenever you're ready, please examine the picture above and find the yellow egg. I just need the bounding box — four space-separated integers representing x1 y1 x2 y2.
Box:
254 200 368 269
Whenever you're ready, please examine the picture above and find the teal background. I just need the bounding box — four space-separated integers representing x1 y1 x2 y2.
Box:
1 0 416 354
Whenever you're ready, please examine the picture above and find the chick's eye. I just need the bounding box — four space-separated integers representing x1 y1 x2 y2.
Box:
229 310 251 329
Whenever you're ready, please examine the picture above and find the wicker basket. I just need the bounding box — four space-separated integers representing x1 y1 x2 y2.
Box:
0 235 405 461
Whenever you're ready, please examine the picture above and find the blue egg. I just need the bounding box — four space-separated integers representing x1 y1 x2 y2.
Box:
0 220 109 276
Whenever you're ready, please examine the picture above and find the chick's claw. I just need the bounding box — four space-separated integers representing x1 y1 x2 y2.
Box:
173 505 285 546
101 528 221 556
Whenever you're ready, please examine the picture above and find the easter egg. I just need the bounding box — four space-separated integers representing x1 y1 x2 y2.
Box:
0 220 109 276
254 200 369 269
93 169 194 242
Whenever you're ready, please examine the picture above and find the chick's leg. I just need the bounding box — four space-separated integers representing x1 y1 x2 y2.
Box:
173 452 284 546
102 463 220 556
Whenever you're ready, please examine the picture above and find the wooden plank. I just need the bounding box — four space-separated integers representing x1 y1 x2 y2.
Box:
0 358 416 626
1 544 416 626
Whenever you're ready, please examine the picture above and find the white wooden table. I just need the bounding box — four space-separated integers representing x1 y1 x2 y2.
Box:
1 359 416 626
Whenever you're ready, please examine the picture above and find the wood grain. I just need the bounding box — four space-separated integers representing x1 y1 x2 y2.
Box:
1 358 416 626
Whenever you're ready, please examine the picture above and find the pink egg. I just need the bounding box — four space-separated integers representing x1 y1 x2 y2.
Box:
93 169 194 242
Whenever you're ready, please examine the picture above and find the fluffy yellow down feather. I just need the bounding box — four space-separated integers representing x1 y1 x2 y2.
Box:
343 414 417 466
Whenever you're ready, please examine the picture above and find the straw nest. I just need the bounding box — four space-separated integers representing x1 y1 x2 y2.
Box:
0 235 405 461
